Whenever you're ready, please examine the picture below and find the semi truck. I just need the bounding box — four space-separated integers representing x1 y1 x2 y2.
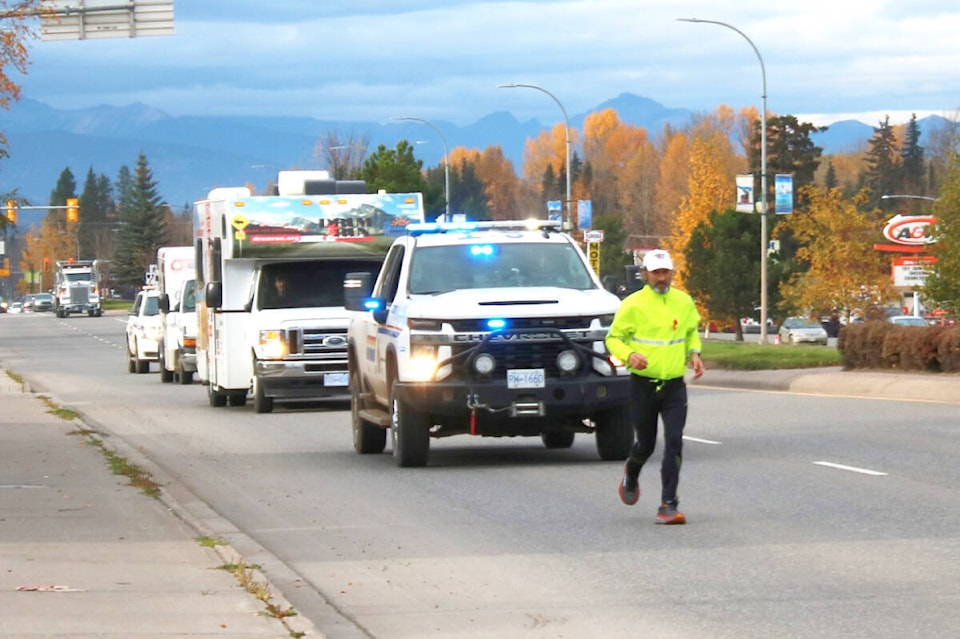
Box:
194 171 425 413
54 260 102 317
155 246 197 384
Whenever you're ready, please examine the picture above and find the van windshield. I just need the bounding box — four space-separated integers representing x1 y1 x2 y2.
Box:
259 260 383 310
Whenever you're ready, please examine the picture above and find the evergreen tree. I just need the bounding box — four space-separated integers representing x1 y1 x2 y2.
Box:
861 116 901 211
47 167 78 259
113 153 167 286
900 113 926 197
450 158 489 220
359 141 426 193
684 208 761 341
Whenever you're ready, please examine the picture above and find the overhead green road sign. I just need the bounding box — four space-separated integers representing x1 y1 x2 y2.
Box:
41 0 174 41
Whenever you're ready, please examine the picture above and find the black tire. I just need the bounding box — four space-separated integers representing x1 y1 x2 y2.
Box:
595 403 634 461
253 374 274 414
228 390 247 407
127 347 136 373
351 364 385 454
178 367 193 385
390 379 429 467
541 430 576 449
134 341 150 374
208 384 227 407
159 341 174 383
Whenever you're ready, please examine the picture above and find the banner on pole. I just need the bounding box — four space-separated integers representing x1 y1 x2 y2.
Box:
736 175 754 213
775 174 794 214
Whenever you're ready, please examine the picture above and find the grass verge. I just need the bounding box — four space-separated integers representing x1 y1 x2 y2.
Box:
701 339 843 370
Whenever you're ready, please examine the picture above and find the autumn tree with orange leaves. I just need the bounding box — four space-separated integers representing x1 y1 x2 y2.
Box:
1 1 44 160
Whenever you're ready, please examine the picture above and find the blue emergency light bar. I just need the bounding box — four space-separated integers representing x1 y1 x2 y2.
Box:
406 219 561 236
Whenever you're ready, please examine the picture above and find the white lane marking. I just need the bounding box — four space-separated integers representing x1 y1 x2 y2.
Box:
683 436 721 445
813 461 887 476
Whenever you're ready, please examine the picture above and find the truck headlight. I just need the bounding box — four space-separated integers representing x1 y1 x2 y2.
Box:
473 352 496 375
409 345 438 381
556 349 580 373
259 330 287 359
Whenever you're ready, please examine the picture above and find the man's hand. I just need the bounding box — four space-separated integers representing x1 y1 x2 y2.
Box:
628 352 648 370
690 352 705 380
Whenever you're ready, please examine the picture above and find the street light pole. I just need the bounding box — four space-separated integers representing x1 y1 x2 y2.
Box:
497 83 572 230
391 116 451 222
677 18 769 343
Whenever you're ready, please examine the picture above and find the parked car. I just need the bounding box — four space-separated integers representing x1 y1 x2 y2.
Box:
888 315 930 327
7 302 23 314
778 317 829 345
32 292 55 312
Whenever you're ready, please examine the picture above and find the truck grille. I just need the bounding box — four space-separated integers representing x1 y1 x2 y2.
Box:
284 327 349 360
69 284 90 304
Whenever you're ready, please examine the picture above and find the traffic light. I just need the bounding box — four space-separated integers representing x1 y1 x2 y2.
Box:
43 257 51 272
4 199 15 224
66 197 79 223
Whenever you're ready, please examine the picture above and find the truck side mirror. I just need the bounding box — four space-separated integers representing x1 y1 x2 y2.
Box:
205 281 223 309
343 271 373 311
158 293 170 314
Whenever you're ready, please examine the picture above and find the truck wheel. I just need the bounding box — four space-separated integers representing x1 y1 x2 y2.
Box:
594 403 634 461
158 342 174 383
390 380 429 467
208 384 227 407
253 375 274 414
541 431 576 449
178 368 193 385
351 366 385 454
228 391 247 407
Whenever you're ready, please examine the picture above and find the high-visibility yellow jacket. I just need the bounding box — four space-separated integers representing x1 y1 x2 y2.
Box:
605 285 702 381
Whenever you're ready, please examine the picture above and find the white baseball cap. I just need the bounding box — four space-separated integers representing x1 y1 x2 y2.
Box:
642 249 674 272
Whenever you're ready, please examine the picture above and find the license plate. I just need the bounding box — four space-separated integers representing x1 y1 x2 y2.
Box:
324 372 349 387
507 368 545 389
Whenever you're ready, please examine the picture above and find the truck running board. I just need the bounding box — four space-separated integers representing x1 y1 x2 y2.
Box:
358 408 392 427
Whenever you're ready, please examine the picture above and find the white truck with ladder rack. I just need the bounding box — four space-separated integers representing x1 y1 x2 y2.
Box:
344 219 635 467
195 171 425 412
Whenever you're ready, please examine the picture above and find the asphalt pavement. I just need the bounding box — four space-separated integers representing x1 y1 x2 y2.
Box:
0 363 957 638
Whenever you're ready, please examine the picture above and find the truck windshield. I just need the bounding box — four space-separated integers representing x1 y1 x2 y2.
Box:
259 260 383 310
408 242 595 294
181 281 196 312
65 271 92 282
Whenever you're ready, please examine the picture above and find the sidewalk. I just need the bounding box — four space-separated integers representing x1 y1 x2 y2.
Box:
0 370 319 638
692 365 960 404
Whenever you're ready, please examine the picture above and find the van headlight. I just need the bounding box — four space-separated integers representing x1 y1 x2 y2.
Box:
259 330 287 359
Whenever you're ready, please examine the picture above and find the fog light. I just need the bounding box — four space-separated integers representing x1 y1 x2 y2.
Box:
556 349 579 373
473 353 496 375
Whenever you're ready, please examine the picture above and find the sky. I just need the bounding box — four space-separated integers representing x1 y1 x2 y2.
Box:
12 0 960 128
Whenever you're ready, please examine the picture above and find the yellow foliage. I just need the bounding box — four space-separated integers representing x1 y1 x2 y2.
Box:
777 187 895 318
667 128 738 288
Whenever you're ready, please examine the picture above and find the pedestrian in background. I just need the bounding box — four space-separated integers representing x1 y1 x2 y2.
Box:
605 249 704 525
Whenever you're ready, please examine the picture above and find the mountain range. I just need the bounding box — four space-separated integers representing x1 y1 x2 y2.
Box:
0 93 950 226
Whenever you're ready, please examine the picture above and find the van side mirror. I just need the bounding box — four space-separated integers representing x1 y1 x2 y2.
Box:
205 281 223 309
159 293 170 314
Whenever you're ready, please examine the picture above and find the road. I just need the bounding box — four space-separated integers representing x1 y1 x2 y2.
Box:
2 311 959 638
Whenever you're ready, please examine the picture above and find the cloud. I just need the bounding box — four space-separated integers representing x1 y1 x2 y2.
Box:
13 0 960 127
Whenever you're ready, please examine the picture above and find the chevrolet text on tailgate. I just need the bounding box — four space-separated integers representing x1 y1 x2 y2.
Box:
345 220 634 467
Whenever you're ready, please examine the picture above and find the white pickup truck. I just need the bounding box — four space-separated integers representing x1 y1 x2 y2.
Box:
345 220 634 467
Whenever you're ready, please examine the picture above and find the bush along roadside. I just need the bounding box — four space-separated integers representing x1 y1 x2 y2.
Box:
838 322 960 372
